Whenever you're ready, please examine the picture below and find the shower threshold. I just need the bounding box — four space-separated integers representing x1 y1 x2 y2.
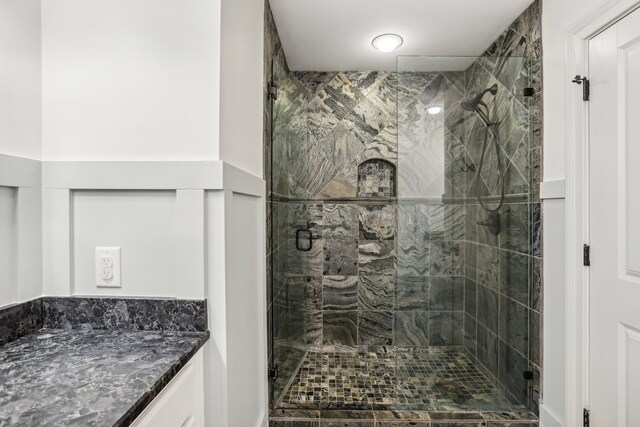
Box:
271 347 538 425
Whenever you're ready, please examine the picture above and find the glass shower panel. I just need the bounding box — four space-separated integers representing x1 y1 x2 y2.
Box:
268 54 538 414
269 48 311 406
395 55 534 411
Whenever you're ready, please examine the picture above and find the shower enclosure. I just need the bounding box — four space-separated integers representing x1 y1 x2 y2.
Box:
267 47 541 413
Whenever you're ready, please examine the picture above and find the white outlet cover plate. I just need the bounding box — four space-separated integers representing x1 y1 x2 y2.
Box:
95 247 121 288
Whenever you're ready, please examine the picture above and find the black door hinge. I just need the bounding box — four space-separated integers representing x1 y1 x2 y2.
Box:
268 84 278 100
268 365 278 380
523 87 535 97
584 244 591 266
583 408 590 427
572 75 590 101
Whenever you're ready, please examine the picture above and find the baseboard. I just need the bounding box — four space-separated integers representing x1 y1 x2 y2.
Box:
540 404 564 427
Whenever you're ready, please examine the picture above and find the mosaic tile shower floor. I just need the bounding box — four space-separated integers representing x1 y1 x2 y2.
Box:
279 348 524 412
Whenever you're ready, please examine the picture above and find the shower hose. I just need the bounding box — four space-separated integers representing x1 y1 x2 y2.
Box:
476 123 505 212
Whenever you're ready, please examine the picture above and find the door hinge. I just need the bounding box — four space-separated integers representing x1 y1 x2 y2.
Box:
583 408 590 427
268 84 278 100
268 365 278 380
572 75 590 101
583 244 591 266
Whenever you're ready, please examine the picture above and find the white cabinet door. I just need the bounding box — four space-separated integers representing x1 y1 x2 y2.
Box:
589 7 640 426
132 350 205 427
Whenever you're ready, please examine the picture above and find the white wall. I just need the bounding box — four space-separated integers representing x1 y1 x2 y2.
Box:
541 0 609 426
225 193 267 426
0 177 43 308
0 187 17 306
204 190 267 427
72 190 204 298
41 0 220 161
0 0 43 307
16 187 43 302
4 2 269 424
541 198 567 427
543 0 603 181
218 0 264 178
0 0 42 160
42 185 210 300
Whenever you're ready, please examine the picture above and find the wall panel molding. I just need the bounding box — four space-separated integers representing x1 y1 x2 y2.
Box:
0 154 41 188
39 161 264 298
42 189 73 296
42 160 264 196
540 179 566 199
0 156 43 306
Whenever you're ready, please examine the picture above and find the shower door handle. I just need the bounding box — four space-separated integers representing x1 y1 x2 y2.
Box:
296 229 313 252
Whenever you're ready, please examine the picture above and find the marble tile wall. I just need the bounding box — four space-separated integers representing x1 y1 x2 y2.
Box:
280 70 398 199
278 70 469 353
394 201 466 348
266 68 505 354
283 201 467 352
456 0 543 413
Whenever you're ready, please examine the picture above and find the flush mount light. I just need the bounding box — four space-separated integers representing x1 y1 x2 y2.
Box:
372 33 403 52
426 105 443 115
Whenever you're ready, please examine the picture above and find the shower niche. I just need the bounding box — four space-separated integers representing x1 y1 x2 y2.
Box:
357 159 396 198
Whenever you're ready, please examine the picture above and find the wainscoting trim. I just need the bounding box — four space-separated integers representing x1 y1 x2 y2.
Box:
540 179 566 200
42 160 264 196
0 154 41 188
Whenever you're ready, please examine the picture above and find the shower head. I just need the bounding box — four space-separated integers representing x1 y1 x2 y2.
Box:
461 84 498 112
461 84 498 127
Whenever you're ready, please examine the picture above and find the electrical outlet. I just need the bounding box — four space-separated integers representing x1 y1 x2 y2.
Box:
95 247 121 288
102 267 113 280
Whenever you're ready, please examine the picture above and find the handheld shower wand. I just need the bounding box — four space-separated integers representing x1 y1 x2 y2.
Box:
461 84 504 234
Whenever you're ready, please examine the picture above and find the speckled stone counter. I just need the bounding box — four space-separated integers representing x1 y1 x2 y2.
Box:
0 296 209 425
0 327 209 426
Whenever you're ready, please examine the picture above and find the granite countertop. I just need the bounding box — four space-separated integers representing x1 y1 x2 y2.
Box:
0 328 209 427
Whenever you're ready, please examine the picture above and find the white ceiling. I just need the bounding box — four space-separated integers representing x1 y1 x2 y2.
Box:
269 0 534 71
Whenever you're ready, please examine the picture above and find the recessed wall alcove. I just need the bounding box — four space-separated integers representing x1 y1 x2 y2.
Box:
357 159 396 198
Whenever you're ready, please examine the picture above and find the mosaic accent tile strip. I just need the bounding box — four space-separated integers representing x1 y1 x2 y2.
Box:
279 348 525 412
43 297 208 332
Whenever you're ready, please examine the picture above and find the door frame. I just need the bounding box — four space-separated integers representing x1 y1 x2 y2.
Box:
565 1 640 426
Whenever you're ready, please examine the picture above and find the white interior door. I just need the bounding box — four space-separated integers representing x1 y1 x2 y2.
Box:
589 7 640 426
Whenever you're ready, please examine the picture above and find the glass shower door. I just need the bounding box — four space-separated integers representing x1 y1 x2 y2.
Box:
395 55 536 411
268 48 312 406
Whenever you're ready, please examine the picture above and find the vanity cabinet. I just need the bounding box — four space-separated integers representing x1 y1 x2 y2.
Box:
132 350 205 427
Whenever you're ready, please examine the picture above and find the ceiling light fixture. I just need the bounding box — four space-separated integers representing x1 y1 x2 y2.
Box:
427 105 443 115
372 33 403 52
